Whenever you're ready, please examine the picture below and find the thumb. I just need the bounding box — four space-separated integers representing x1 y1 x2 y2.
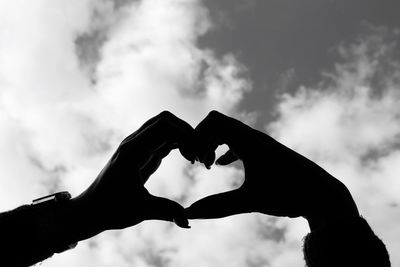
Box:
216 149 239 166
185 188 250 219
145 195 190 229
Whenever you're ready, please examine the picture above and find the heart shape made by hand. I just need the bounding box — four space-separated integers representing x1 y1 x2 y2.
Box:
76 110 359 234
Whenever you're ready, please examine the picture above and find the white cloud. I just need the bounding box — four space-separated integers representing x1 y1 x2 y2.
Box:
268 27 400 266
0 0 94 207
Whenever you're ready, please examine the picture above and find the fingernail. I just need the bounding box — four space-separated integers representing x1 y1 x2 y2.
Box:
173 218 191 229
206 164 211 170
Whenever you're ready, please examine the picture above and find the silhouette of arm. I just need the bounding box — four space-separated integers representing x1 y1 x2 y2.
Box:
0 111 195 266
187 110 390 267
0 198 93 266
303 216 390 267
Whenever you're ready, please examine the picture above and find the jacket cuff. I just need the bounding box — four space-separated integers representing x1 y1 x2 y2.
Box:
303 216 390 267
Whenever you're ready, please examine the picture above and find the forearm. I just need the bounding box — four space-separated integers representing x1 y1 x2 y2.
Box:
0 205 52 266
0 195 103 266
301 175 390 266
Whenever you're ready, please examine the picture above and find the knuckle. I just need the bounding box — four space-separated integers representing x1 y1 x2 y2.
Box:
154 118 174 137
117 140 130 154
119 136 130 147
204 110 224 127
208 110 221 118
207 110 226 124
157 115 170 128
159 110 173 119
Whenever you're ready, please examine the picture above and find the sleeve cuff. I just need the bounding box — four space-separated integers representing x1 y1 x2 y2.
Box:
303 216 390 267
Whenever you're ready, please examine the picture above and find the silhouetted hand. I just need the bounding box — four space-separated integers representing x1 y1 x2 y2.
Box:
73 111 195 237
187 111 359 229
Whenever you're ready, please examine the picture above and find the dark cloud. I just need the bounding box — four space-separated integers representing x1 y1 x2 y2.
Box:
74 0 139 82
140 249 172 267
200 0 400 128
75 29 108 81
27 154 66 193
267 26 400 263
256 217 287 243
245 255 270 267
112 0 137 10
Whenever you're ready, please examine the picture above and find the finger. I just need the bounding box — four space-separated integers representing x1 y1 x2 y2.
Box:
140 143 177 182
215 149 239 166
202 141 218 169
121 111 169 144
185 188 250 219
159 112 196 162
203 150 215 169
145 195 190 229
148 112 195 162
195 111 255 164
122 111 196 164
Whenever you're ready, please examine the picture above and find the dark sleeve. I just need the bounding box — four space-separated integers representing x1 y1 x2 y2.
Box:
303 216 390 267
0 202 79 267
0 205 55 266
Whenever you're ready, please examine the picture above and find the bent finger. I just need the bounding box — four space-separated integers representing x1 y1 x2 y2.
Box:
122 111 196 164
216 149 239 166
195 111 255 164
122 111 172 144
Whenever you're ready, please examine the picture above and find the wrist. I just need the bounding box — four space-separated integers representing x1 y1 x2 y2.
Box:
305 177 360 231
305 200 360 231
305 213 358 232
61 196 105 243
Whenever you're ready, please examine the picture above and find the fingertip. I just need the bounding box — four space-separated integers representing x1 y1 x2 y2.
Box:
173 217 191 229
204 151 215 169
179 147 197 165
147 195 191 226
172 205 190 228
168 200 191 228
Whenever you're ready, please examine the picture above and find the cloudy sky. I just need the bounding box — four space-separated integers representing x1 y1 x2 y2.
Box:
0 0 399 266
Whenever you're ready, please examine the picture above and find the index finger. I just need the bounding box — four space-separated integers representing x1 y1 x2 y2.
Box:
121 111 196 164
195 110 256 162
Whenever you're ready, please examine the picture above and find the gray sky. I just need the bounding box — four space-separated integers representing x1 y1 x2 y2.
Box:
200 0 400 126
